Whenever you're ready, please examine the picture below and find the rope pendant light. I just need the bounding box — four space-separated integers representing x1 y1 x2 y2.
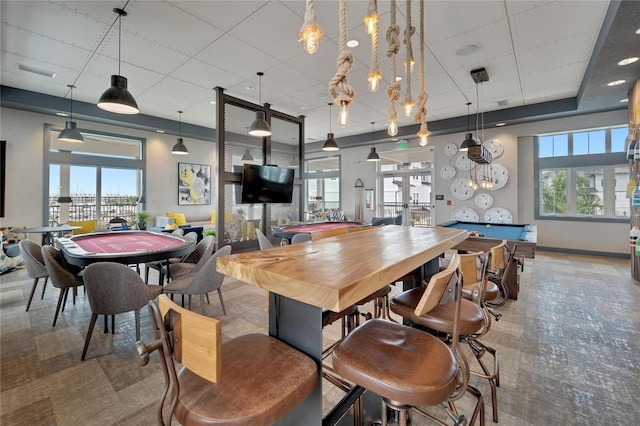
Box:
249 72 272 137
367 122 380 162
171 111 189 155
365 0 381 92
58 84 84 143
329 0 355 128
415 0 430 146
386 0 400 136
97 8 139 114
402 0 415 117
322 103 339 151
300 0 323 54
242 126 254 161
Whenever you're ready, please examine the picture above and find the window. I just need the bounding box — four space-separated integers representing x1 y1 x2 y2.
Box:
536 125 628 221
44 125 145 225
304 156 340 221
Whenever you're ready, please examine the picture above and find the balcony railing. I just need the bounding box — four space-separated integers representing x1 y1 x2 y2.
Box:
49 195 138 225
382 202 432 227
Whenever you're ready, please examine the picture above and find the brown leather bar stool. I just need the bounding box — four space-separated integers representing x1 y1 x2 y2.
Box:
391 251 498 424
133 295 319 426
332 254 472 426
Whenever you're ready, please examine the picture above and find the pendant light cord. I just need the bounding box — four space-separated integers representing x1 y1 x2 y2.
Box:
328 0 355 108
329 103 333 132
118 11 122 75
68 85 74 119
402 0 414 109
415 0 429 139
178 111 182 137
386 0 400 130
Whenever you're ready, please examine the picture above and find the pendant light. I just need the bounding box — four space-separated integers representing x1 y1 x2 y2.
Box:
97 8 139 114
460 102 476 151
367 121 380 162
322 103 339 151
171 111 189 155
242 127 254 162
58 84 84 143
249 72 271 137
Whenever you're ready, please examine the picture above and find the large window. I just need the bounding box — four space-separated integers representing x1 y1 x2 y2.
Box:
304 156 340 221
44 125 145 225
536 126 628 221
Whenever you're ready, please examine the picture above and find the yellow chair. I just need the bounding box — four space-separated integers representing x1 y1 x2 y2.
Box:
67 219 98 235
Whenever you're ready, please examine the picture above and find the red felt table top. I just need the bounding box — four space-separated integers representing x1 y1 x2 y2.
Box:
73 232 184 254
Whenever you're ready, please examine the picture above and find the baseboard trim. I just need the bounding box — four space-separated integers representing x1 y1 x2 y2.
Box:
537 246 628 259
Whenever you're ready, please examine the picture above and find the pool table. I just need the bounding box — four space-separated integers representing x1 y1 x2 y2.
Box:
273 221 366 241
438 220 537 258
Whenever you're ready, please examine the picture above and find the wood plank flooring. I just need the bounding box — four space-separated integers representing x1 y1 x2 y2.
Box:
0 251 638 425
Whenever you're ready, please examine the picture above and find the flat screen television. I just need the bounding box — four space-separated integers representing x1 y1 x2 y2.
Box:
240 164 294 204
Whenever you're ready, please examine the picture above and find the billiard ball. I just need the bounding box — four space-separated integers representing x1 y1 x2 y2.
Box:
486 224 491 228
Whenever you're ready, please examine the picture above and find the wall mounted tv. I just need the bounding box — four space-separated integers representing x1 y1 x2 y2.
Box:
240 164 294 204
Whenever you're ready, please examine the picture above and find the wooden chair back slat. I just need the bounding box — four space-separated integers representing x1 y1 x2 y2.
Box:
414 253 460 317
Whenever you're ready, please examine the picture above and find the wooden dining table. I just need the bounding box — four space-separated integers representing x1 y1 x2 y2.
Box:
216 225 467 425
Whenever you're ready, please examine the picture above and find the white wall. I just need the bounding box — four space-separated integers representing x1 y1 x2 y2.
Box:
0 107 217 229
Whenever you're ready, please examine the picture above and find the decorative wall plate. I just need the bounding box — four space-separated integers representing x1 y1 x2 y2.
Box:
452 207 479 222
483 138 504 159
474 193 494 209
484 207 513 223
476 163 509 190
450 178 475 200
443 143 459 157
440 165 457 180
455 152 475 171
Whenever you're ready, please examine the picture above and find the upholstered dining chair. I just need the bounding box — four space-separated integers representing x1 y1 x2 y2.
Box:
133 295 318 426
163 245 232 315
290 233 312 244
81 262 163 360
19 240 49 311
145 235 213 285
256 229 273 250
41 245 84 326
183 231 198 241
171 228 185 236
332 254 473 426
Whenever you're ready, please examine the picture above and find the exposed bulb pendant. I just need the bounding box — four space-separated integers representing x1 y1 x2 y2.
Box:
242 127 254 162
365 0 381 92
337 100 350 128
323 103 340 151
402 98 414 117
58 84 84 143
300 0 323 54
171 111 189 155
97 8 139 114
363 0 378 35
388 119 399 137
249 72 272 137
367 121 380 162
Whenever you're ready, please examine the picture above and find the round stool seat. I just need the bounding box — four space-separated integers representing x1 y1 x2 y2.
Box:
332 319 458 407
390 287 484 335
174 334 318 426
462 280 500 301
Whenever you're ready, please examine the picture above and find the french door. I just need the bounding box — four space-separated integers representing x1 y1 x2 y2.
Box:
379 169 433 227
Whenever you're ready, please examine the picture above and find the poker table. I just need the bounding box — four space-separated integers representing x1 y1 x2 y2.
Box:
438 220 537 258
57 231 196 267
273 221 366 241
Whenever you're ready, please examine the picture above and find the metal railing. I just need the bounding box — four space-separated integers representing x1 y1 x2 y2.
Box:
49 195 138 225
382 202 432 227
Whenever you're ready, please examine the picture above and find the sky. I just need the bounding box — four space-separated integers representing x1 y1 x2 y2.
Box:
49 165 138 196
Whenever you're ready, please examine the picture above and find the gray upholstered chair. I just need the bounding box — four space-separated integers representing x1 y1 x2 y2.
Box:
81 262 163 360
163 245 232 315
171 228 185 236
183 231 198 241
291 233 312 244
256 229 273 250
41 245 84 326
166 235 215 281
19 240 49 311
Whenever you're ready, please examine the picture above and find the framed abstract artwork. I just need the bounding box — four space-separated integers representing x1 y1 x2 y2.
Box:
178 162 211 205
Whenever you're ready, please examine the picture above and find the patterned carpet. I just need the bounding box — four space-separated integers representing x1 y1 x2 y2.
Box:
0 250 638 425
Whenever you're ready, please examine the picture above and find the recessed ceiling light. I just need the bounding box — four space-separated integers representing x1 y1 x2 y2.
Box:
636 28 640 35
618 57 639 66
495 122 506 127
18 63 56 78
346 40 359 48
620 98 629 103
396 76 402 82
209 100 216 104
156 129 166 133
607 79 626 86
298 106 304 110
246 85 255 91
55 112 69 117
456 45 477 56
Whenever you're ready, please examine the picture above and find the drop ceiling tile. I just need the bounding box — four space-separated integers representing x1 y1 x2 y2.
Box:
151 77 212 104
178 1 268 33
172 59 242 92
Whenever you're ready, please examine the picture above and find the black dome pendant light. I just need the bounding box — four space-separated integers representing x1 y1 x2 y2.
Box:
97 8 139 114
322 103 339 151
366 121 380 162
248 72 271 137
58 84 84 143
460 102 476 151
171 111 189 155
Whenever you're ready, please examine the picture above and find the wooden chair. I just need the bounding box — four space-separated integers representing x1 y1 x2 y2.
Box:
133 295 319 425
332 254 472 426
81 262 163 360
19 240 49 311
